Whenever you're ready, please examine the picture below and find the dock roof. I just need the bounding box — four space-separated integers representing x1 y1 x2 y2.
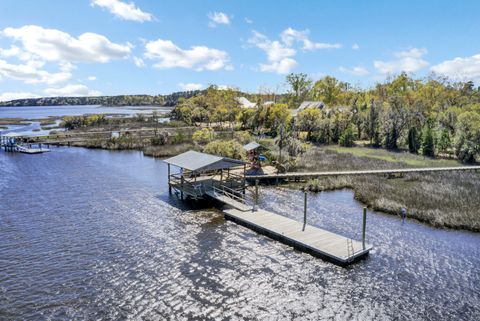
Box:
164 150 245 171
243 141 261 151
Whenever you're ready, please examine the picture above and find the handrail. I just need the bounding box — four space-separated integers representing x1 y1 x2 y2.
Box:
212 185 247 204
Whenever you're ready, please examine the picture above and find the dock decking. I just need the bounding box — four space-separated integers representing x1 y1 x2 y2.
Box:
223 208 372 266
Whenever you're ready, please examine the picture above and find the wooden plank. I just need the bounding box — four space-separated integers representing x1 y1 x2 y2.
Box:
248 165 480 180
223 208 372 266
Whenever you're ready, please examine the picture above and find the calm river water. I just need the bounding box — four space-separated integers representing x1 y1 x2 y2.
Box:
1 148 479 320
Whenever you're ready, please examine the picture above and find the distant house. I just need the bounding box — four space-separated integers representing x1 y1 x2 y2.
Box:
292 101 325 116
236 97 257 109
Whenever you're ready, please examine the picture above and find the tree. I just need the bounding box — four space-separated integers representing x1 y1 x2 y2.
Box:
437 128 451 154
365 99 381 146
264 104 291 135
310 76 349 106
454 112 480 163
407 127 421 154
383 96 409 150
422 122 435 157
296 107 322 141
286 73 312 109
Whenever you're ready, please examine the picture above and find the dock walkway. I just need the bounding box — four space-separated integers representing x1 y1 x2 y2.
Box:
248 166 480 180
223 208 371 266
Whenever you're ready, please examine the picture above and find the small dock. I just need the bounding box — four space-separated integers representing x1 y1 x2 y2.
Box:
1 134 50 154
223 208 371 266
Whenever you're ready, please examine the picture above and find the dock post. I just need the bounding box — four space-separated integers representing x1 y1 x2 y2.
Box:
253 179 259 211
167 164 172 194
362 207 367 250
302 191 307 231
180 175 184 200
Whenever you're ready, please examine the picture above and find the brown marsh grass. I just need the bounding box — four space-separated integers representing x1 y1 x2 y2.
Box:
296 147 480 231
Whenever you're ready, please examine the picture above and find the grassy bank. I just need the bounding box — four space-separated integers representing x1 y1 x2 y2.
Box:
293 146 480 231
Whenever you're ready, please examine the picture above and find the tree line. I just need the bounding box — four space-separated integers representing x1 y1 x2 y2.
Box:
172 74 480 163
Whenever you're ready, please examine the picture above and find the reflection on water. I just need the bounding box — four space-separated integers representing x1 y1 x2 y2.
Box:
0 148 479 320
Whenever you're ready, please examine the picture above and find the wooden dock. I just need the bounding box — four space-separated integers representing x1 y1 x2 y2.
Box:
223 208 372 266
247 166 480 181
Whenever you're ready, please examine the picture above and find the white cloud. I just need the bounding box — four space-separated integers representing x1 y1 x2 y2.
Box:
249 28 341 74
87 76 96 81
248 31 297 74
339 65 369 76
144 39 230 71
44 84 101 97
352 43 360 50
179 82 203 91
2 25 132 64
133 56 145 67
280 28 341 51
0 91 39 102
431 54 480 81
245 17 253 24
91 0 153 22
374 48 429 74
208 12 230 27
0 59 71 84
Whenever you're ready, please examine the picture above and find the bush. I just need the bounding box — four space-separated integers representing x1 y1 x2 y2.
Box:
234 131 252 144
151 131 169 145
171 131 188 144
192 128 215 144
203 140 244 159
339 127 355 147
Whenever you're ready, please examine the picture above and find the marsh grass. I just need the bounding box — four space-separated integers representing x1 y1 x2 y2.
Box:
296 146 480 231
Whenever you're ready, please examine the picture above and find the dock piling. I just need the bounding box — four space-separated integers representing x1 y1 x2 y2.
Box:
362 207 367 250
302 191 307 231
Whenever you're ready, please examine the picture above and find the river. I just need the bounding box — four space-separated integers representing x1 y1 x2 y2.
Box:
0 148 479 320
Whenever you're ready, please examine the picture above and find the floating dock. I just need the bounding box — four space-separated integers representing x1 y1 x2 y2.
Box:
223 208 372 266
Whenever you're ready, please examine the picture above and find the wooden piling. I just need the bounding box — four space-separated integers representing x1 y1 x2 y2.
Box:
362 207 367 250
302 191 307 231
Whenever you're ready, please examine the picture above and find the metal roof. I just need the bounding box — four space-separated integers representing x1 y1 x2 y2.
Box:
243 141 261 151
164 150 245 171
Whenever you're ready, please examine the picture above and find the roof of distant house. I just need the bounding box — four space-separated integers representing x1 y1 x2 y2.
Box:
236 97 257 108
292 101 325 116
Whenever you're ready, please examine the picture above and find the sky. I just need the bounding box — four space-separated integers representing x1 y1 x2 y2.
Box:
0 0 479 101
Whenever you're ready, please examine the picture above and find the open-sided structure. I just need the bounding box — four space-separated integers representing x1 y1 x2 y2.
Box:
164 150 247 200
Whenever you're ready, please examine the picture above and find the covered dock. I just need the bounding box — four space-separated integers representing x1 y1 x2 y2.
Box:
164 150 247 200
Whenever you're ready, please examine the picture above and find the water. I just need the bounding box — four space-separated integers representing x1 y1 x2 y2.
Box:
0 105 171 120
1 148 479 320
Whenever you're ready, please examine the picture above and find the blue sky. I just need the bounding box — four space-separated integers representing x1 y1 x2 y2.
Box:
0 0 479 101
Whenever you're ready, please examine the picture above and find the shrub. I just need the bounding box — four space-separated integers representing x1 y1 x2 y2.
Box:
151 131 169 145
192 128 215 144
203 140 244 159
339 127 355 147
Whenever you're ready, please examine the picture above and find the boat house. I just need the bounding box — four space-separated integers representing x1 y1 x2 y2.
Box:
164 150 247 200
